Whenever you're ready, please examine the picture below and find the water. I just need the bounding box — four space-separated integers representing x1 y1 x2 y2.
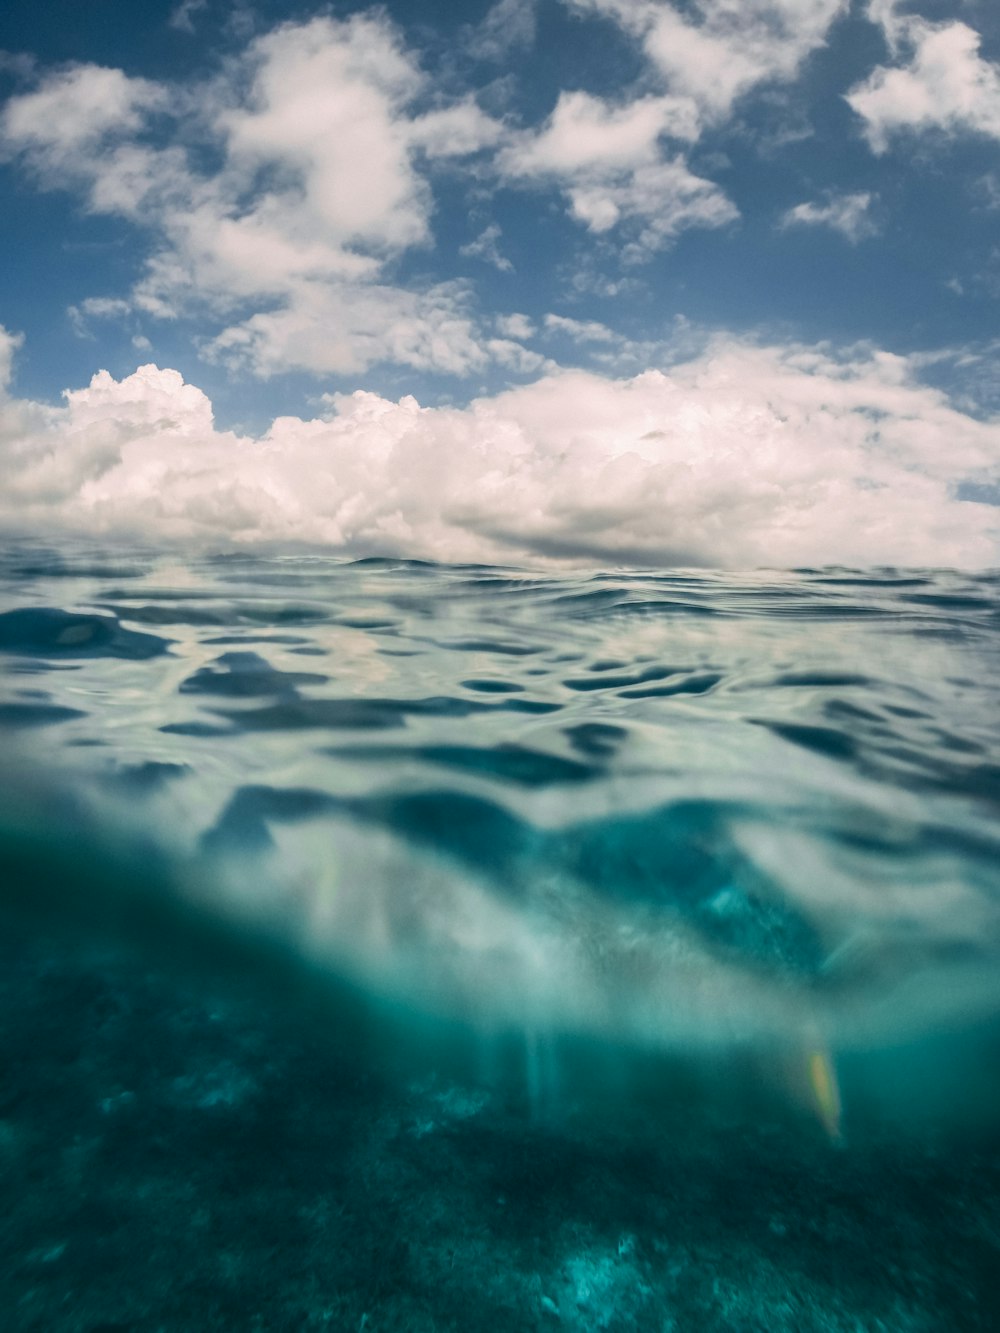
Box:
2 543 1000 1330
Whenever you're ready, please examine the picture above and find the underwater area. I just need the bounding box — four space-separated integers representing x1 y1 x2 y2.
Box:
1 543 999 1331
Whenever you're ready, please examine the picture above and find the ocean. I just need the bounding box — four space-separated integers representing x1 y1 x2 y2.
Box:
1 543 999 1330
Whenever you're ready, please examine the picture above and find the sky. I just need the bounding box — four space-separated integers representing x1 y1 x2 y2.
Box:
0 0 998 567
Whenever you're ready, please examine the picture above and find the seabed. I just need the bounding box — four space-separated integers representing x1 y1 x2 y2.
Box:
3 925 999 1333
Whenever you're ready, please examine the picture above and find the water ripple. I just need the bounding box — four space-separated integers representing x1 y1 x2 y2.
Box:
2 543 999 1048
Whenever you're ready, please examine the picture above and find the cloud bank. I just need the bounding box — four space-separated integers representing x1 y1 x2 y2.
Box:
1 327 996 569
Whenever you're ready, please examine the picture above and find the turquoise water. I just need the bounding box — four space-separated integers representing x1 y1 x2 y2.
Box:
2 545 1000 1329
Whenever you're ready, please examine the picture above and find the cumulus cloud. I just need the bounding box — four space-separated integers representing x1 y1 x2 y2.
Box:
408 99 505 158
780 191 878 241
499 90 736 258
847 7 1000 151
0 64 165 168
0 16 505 378
563 0 848 121
567 158 738 258
0 327 996 569
494 312 536 340
215 18 430 251
0 3 857 347
502 90 699 173
497 1 850 256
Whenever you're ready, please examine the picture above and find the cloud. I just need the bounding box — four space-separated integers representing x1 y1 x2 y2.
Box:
409 100 506 158
541 313 703 375
0 51 36 80
501 90 699 174
215 18 431 253
973 171 1000 210
847 9 1000 152
494 313 536 340
1 328 996 569
460 223 514 272
499 90 736 258
0 326 23 391
203 279 495 379
570 158 738 259
780 191 878 241
466 0 538 62
0 64 165 177
543 314 621 343
168 0 207 34
563 0 848 121
490 1 850 256
67 297 134 340
0 16 505 378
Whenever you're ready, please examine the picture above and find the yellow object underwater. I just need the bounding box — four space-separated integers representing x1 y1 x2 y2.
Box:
807 1045 843 1143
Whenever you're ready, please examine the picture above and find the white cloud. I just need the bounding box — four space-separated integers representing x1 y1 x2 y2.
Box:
781 190 878 241
563 0 848 121
543 313 620 343
460 223 514 272
0 64 164 159
494 312 536 340
974 171 1000 210
204 279 491 379
168 0 207 34
501 90 699 174
466 0 538 62
212 16 439 257
67 297 134 340
1 5 851 360
847 10 1000 152
541 313 701 375
499 90 735 258
483 338 553 375
493 1 848 254
0 326 23 391
409 100 505 158
76 297 134 319
0 17 505 379
1 328 996 569
572 158 739 259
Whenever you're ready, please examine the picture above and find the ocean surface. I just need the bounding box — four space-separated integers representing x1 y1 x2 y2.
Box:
2 543 1000 1331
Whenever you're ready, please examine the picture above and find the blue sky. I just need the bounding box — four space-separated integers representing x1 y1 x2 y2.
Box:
0 1 998 566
